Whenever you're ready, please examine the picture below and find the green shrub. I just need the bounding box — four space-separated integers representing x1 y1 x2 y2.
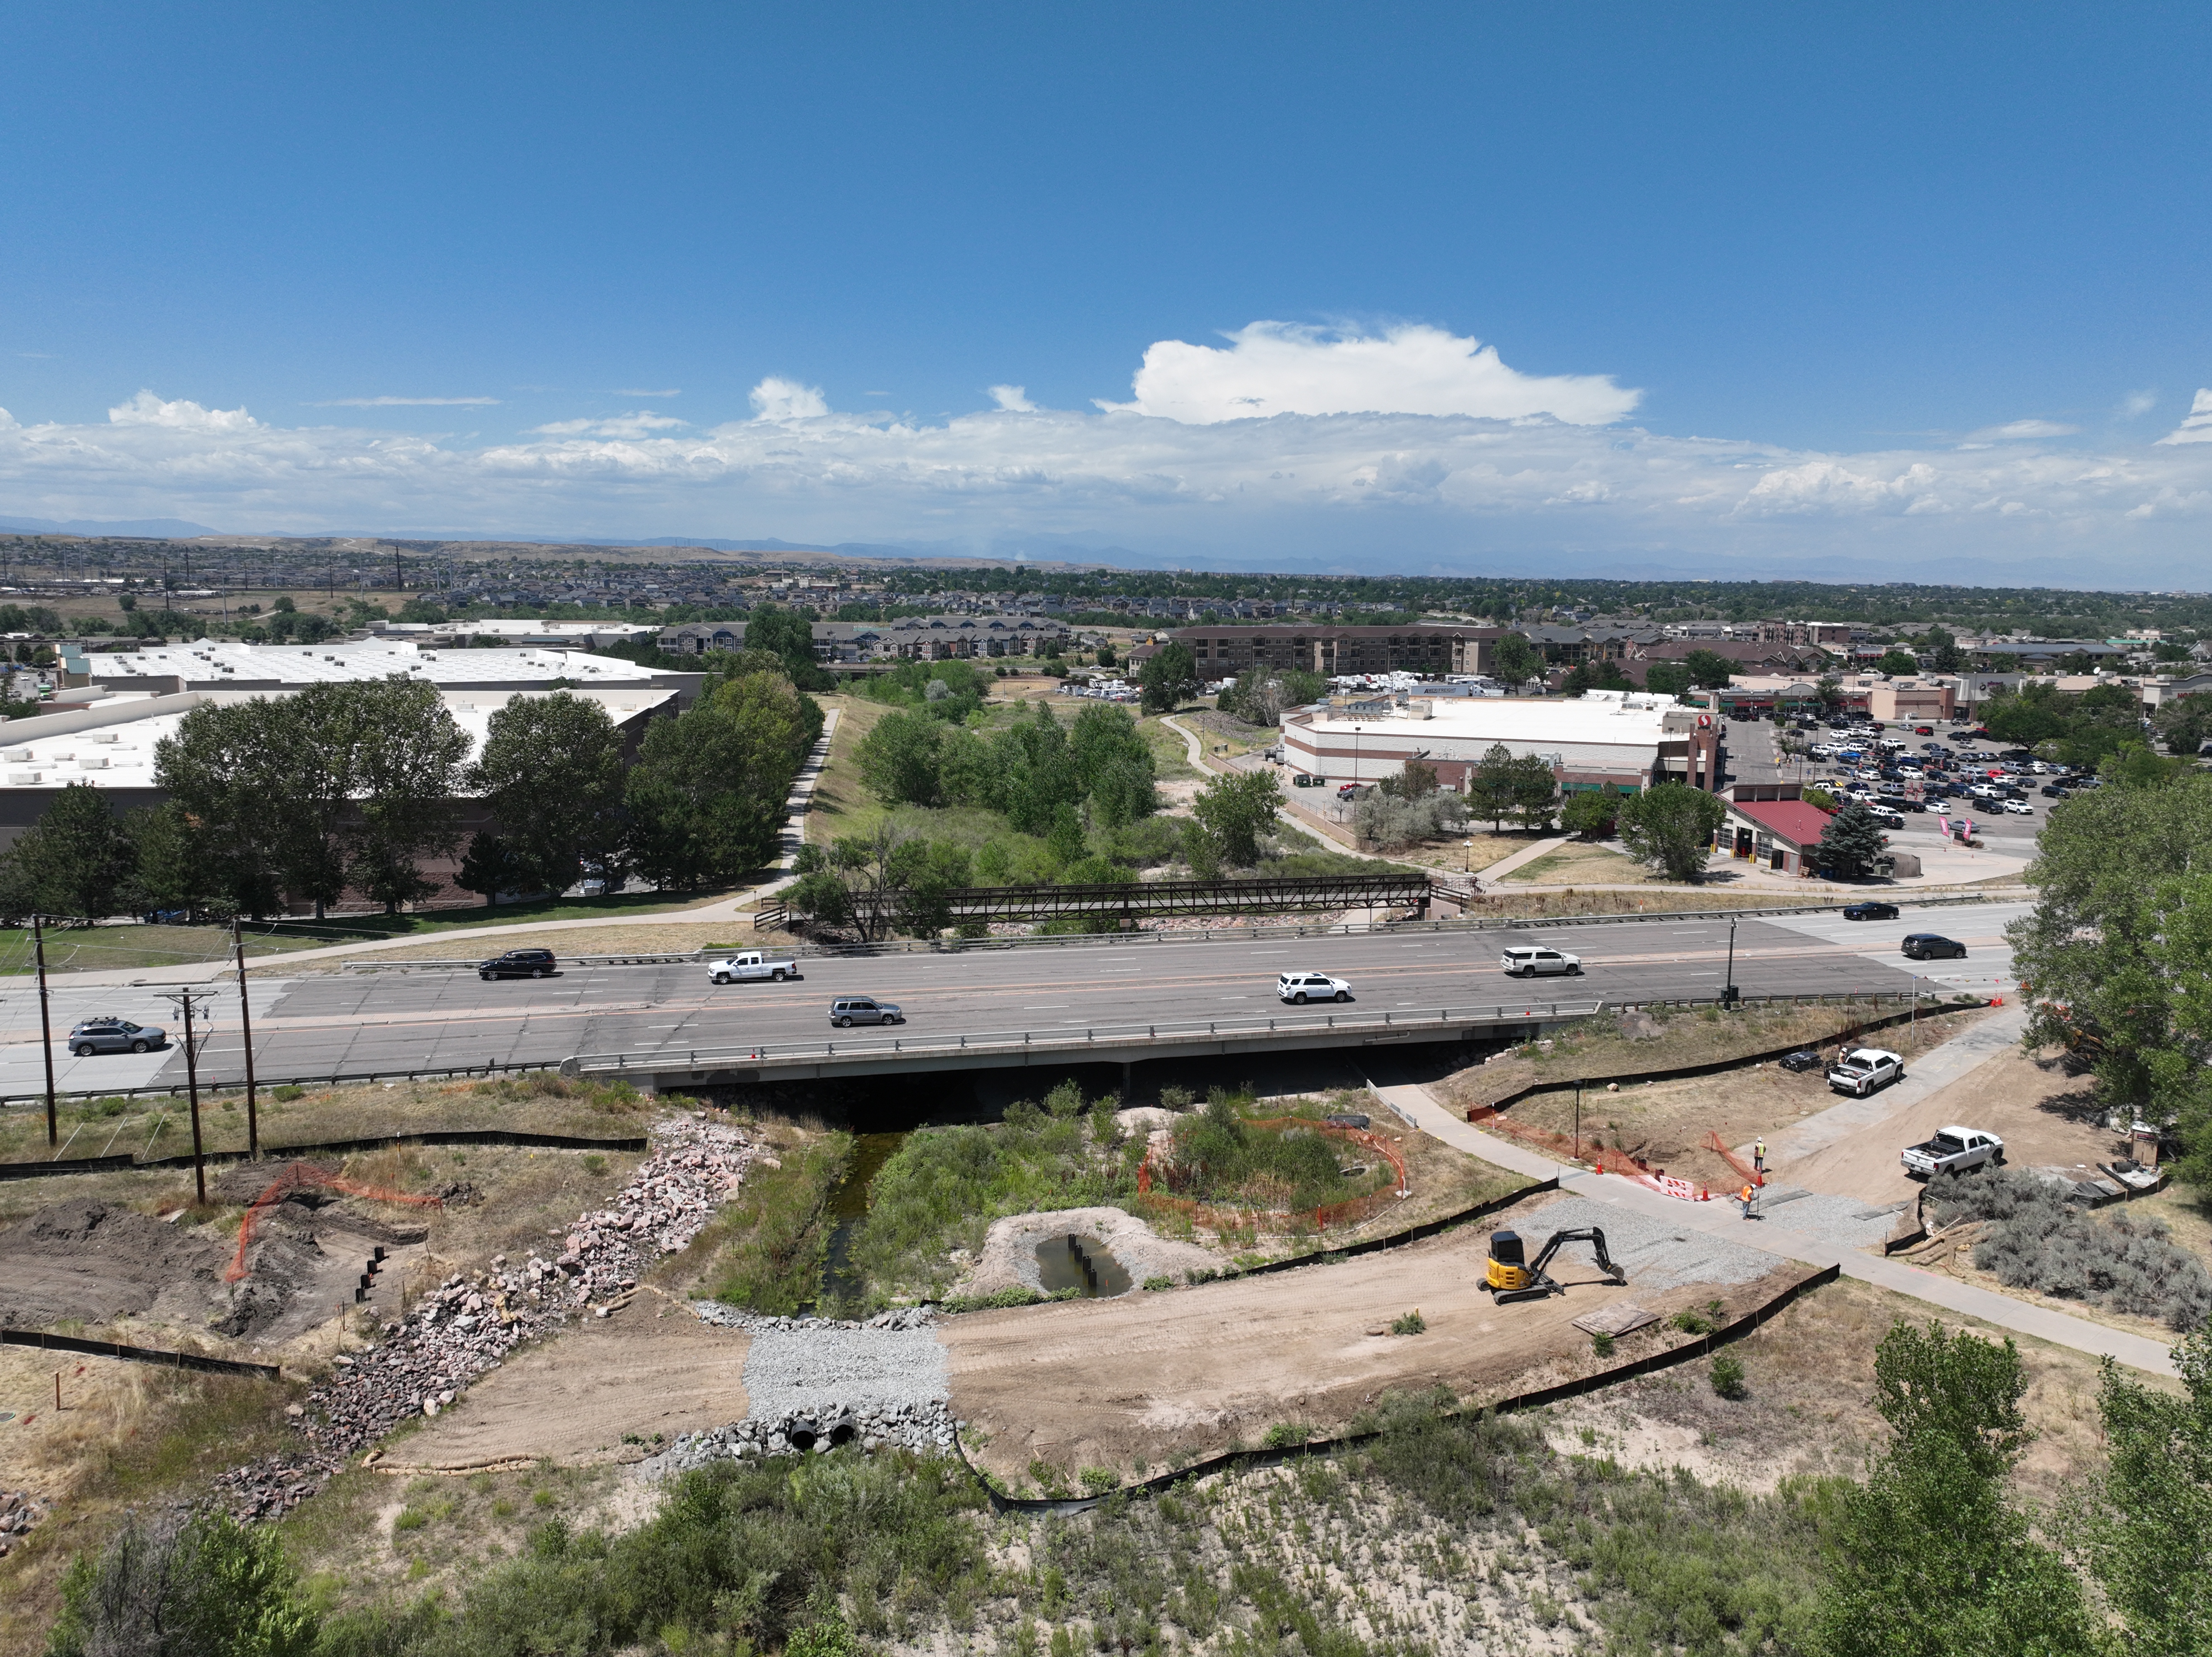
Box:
1156 1090 1383 1213
392 1508 427 1533
1710 1352 1747 1399
47 1509 319 1657
1077 1466 1120 1495
707 1132 852 1314
1390 1309 1427 1336
580 1153 607 1177
1261 1422 1317 1450
1592 1330 1616 1358
271 1084 306 1102
1142 1275 1174 1292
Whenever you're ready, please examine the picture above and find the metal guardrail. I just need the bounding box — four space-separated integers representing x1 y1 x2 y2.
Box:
0 1056 562 1111
563 1000 1612 1075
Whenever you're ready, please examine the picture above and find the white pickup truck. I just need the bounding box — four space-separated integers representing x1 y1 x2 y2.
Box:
705 950 801 986
1826 1046 1906 1097
1901 1125 2006 1180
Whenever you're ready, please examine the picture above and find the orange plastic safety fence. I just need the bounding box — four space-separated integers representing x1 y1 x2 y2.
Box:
1703 1130 1765 1187
224 1160 446 1283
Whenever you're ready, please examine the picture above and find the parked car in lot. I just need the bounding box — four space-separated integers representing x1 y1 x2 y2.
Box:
707 950 801 985
2003 799 2035 816
828 996 903 1027
1901 933 1968 960
1828 1046 1906 1097
1842 901 1899 920
2041 784 2072 799
480 948 558 981
68 1017 168 1057
1277 970 1351 1004
1901 1125 2005 1180
1501 945 1583 977
1778 1048 1823 1074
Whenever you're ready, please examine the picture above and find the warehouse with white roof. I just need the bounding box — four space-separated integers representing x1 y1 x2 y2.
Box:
71 637 704 702
1280 690 1722 794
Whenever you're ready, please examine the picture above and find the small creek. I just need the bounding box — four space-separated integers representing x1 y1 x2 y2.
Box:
1035 1232 1134 1298
813 1131 908 1314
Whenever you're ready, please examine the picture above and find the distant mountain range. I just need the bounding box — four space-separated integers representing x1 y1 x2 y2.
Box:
0 514 220 537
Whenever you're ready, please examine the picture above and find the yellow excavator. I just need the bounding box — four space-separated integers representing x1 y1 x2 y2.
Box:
1484 1227 1627 1305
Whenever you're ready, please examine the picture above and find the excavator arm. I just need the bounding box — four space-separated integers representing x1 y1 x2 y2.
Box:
1525 1226 1626 1287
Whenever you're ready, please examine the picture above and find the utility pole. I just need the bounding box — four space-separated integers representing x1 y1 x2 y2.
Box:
394 547 404 596
158 990 214 1205
1721 916 1740 1009
233 921 259 1159
33 915 56 1148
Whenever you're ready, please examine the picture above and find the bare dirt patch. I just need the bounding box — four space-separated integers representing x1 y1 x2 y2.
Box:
392 1298 751 1470
1491 1004 1998 1193
1787 1043 2126 1208
943 1188 1819 1493
1425 999 1992 1123
1537 1272 2126 1510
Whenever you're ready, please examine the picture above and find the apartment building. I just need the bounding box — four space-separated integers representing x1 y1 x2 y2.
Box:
1171 623 1502 678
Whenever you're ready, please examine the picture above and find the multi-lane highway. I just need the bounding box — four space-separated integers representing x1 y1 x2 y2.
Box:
0 903 2026 1100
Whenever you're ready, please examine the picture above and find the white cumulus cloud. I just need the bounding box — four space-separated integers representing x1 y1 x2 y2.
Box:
107 390 259 432
1098 321 1641 426
2156 389 2212 446
2120 389 2158 418
528 411 688 439
988 385 1037 412
749 377 830 421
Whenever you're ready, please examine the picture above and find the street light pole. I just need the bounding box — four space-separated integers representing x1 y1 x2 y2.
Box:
1723 917 1739 1008
158 990 213 1205
233 920 259 1160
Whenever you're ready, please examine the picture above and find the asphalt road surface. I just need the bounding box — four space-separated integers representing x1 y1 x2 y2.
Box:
0 903 2029 1100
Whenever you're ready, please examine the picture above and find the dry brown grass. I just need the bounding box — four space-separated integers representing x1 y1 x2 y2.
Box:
1539 1272 2136 1510
1499 841 1655 885
1487 1004 1995 1190
804 693 890 847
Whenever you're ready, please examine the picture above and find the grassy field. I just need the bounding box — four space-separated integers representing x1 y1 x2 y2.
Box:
1499 840 1656 885
0 889 750 978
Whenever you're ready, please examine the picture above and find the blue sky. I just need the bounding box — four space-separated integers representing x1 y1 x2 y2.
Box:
3 2 2210 583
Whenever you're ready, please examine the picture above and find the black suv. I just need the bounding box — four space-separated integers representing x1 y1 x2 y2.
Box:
1842 901 1899 921
480 948 558 981
1901 933 1967 960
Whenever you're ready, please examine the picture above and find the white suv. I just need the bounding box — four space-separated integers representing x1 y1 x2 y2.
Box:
1501 946 1583 978
1277 971 1351 1004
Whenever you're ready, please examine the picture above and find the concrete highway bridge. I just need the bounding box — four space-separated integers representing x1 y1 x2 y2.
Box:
0 902 2023 1106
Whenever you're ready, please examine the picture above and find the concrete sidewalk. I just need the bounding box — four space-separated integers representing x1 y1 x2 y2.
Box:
32 709 844 990
1476 836 1570 883
1360 1061 2176 1377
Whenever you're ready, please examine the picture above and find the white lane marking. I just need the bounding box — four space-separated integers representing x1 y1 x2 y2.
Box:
1023 1004 1070 1009
1251 951 1290 955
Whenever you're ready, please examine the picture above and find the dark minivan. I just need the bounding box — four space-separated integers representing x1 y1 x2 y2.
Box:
480 948 558 981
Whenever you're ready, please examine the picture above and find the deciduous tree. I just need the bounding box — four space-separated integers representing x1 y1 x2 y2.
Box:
1186 769 1281 870
473 692 633 895
1139 643 1199 713
0 784 137 921
1616 783 1726 881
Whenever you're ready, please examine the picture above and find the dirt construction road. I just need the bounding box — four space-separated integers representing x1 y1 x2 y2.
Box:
943 1198 1817 1487
1784 1045 2119 1206
393 1302 750 1470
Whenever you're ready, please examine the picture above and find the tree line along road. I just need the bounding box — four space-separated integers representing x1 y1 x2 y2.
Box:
0 904 2027 1098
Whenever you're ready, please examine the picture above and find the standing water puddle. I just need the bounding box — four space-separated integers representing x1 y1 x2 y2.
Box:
1035 1233 1133 1298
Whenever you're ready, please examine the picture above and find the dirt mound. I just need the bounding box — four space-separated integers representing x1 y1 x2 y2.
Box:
0 1201 225 1329
966 1208 1217 1299
213 1160 343 1206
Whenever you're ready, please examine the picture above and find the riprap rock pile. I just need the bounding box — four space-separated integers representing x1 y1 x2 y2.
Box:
641 1401 960 1479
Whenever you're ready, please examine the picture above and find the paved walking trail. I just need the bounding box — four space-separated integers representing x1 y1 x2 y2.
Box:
1362 1010 2177 1378
46 710 842 990
1471 836 1571 883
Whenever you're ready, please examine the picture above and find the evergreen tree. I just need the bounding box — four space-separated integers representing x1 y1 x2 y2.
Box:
1816 800 1890 880
454 831 530 906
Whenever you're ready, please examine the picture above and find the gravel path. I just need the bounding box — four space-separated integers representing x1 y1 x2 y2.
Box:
1756 1186 1909 1250
1514 1195 1783 1294
741 1327 949 1421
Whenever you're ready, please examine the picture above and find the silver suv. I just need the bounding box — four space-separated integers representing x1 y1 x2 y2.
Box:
69 1017 169 1056
1501 946 1583 978
828 996 903 1027
1277 971 1350 1004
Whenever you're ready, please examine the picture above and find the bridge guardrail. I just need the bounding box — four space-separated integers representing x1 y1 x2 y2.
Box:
561 1000 1614 1076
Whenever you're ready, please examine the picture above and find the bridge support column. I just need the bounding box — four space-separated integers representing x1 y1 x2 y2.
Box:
1120 1059 1134 1101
